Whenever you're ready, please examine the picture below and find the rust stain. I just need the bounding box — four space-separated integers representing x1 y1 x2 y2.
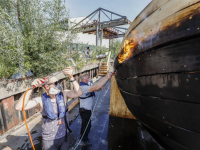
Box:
1 96 18 131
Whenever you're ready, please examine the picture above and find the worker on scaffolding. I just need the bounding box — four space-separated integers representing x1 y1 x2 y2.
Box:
15 67 82 150
79 73 112 146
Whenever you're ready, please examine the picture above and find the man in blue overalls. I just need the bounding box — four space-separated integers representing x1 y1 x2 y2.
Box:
79 73 112 146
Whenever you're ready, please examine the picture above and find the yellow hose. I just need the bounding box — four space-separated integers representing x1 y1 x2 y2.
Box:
23 88 36 150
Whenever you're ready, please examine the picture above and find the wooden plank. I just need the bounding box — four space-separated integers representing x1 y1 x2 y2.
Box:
123 0 170 43
117 2 200 65
100 66 108 68
99 73 108 75
109 76 135 119
99 70 108 72
99 70 108 73
146 126 188 150
99 69 107 71
122 0 200 47
98 74 107 76
117 72 200 103
119 90 200 133
100 65 108 68
134 0 200 31
115 37 200 79
99 70 107 72
122 95 200 150
68 98 79 111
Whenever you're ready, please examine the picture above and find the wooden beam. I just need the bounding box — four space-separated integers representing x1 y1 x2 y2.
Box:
115 37 200 79
118 2 200 60
123 0 170 42
81 19 129 33
109 76 136 119
122 0 200 47
68 98 79 111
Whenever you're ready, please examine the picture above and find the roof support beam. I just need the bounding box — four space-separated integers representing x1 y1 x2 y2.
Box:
81 19 129 33
70 7 130 40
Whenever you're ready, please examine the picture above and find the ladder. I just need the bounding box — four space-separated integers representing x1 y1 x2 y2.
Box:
98 51 111 76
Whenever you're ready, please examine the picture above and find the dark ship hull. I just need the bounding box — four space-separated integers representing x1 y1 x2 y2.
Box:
114 0 200 149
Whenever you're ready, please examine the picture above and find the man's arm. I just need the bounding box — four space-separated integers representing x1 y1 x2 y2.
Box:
15 79 43 111
62 67 82 98
88 73 112 92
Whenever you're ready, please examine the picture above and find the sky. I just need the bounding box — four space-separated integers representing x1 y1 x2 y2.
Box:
64 0 152 26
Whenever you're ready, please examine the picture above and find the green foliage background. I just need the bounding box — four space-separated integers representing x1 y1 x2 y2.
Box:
109 39 121 60
0 0 122 79
0 0 78 79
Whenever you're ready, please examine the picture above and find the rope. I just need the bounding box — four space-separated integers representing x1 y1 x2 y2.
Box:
72 78 111 150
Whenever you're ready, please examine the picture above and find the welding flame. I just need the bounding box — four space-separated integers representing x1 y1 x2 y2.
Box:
118 39 135 64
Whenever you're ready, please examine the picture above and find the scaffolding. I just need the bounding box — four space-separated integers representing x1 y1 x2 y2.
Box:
71 7 131 46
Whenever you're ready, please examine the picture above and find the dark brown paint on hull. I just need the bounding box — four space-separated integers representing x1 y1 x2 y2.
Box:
114 2 200 150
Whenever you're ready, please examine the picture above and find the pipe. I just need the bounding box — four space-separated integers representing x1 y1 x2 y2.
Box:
23 88 35 150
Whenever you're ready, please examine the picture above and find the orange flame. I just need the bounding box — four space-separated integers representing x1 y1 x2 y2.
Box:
118 39 136 64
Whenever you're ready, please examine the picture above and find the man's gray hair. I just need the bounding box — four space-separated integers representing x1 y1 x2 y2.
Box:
81 73 90 79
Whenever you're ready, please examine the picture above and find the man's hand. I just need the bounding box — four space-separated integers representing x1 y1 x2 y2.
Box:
101 86 104 90
31 78 44 88
63 67 74 80
106 72 113 80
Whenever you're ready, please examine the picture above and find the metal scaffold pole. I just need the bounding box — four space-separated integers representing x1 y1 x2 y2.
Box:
96 24 98 46
100 25 103 47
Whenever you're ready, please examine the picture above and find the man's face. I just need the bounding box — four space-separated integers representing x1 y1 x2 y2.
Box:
83 75 90 84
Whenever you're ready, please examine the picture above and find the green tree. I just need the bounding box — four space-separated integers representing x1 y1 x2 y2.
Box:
91 46 108 58
0 0 21 78
109 39 121 59
0 0 77 79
